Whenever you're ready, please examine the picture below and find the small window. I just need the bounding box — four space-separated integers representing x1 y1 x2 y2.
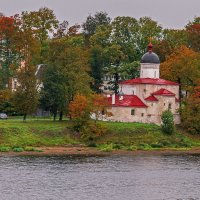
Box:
131 109 135 115
132 90 135 95
141 113 144 117
14 81 17 89
144 89 146 92
168 103 172 110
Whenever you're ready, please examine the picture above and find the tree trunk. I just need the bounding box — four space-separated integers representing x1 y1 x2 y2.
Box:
23 114 27 121
114 72 119 95
59 111 63 121
53 111 57 121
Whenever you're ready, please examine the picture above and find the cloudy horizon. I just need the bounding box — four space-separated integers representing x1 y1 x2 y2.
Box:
0 0 200 29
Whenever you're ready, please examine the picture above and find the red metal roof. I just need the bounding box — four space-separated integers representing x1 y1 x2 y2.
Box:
145 95 158 101
152 88 175 96
121 78 179 85
108 95 147 108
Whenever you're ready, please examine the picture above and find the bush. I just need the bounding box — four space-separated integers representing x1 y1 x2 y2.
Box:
80 121 107 142
137 143 152 150
151 143 164 148
0 146 11 152
24 146 36 151
127 145 137 151
98 144 113 152
161 110 175 134
87 142 97 147
13 147 24 152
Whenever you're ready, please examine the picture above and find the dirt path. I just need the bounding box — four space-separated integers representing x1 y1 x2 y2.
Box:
1 146 200 156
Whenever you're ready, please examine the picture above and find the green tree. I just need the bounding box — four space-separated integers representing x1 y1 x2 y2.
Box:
161 110 175 135
40 64 67 121
82 11 111 45
21 7 59 62
41 35 92 120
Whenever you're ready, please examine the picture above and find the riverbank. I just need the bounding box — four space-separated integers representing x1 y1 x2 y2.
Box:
0 119 200 155
1 146 200 157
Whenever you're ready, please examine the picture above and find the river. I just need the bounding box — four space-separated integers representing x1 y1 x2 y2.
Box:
0 154 199 200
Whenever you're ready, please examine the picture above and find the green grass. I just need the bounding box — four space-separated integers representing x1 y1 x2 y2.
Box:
0 119 78 148
95 121 200 150
0 119 200 151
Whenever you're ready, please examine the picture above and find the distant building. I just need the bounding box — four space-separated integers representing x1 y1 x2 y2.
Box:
104 43 180 125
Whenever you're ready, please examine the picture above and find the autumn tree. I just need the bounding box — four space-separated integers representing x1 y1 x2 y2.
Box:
69 94 110 139
185 16 200 52
160 46 200 103
0 16 20 89
91 94 111 122
154 29 188 62
12 26 40 121
69 94 91 131
181 80 200 134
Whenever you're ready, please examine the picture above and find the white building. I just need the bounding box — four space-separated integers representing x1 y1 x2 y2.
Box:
105 43 180 125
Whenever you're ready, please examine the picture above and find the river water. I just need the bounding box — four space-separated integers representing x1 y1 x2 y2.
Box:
0 154 200 200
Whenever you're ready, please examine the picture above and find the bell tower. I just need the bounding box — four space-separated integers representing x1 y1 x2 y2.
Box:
140 43 160 79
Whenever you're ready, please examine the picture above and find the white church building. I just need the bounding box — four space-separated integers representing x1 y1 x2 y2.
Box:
105 43 180 125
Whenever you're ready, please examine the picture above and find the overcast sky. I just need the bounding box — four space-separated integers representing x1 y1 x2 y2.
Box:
1 0 200 29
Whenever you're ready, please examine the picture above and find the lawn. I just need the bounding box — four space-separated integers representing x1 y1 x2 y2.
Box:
0 118 199 151
0 118 76 147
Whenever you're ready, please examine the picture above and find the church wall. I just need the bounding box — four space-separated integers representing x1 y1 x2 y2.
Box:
106 107 148 123
121 84 179 101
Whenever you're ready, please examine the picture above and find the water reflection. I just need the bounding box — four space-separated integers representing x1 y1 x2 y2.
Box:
0 155 200 200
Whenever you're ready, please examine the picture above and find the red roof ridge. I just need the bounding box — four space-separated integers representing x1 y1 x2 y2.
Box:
151 88 175 96
120 78 179 86
107 94 147 108
145 95 158 101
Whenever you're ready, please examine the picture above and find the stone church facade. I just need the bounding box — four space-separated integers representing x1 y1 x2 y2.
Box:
105 43 180 125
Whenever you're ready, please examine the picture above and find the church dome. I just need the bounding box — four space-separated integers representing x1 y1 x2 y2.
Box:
140 43 160 64
141 52 160 64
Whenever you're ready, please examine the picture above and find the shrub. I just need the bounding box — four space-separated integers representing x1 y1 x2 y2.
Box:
13 147 24 152
151 143 164 148
0 146 11 152
24 146 36 151
137 143 152 150
127 145 137 151
161 110 175 134
87 142 97 147
98 144 113 152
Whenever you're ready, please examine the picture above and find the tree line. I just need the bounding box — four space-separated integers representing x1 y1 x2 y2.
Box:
0 8 199 133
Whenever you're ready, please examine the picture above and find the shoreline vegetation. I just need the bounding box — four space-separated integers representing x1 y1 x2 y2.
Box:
0 118 200 156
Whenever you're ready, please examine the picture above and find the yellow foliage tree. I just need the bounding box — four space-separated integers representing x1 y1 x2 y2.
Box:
160 46 200 101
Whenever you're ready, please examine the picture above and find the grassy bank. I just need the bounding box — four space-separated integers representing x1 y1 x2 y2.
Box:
0 118 200 153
